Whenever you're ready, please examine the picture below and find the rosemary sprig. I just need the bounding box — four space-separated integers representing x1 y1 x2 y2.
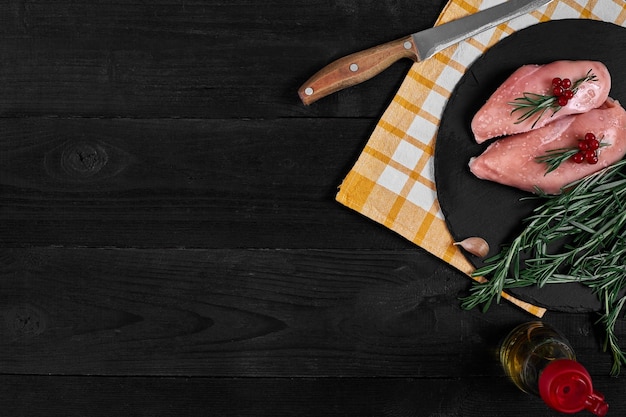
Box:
461 159 626 375
534 147 580 174
535 136 609 175
599 296 626 376
508 69 598 129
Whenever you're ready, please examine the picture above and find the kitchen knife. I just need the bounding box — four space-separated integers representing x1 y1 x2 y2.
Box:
298 0 552 105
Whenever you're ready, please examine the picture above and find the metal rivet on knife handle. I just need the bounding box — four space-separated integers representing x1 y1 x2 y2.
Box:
297 36 418 105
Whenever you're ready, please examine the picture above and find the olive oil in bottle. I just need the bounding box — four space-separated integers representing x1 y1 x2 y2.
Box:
500 321 576 394
499 321 608 416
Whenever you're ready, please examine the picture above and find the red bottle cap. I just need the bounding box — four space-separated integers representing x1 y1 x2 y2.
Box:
538 359 608 416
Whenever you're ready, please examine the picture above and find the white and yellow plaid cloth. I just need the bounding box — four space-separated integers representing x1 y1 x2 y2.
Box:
336 0 626 317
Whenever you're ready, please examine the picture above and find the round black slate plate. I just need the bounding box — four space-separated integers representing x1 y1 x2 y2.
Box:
435 19 626 313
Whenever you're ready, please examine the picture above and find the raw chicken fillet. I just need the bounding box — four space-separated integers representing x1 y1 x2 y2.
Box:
471 61 611 144
469 98 626 195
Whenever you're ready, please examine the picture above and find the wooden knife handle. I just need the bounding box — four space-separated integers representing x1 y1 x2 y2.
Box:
298 35 419 105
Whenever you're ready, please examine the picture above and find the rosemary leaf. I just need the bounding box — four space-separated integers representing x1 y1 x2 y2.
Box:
464 159 626 375
598 296 626 376
535 147 579 175
508 69 598 128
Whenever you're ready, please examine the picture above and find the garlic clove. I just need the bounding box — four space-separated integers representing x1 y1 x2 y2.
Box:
453 237 490 258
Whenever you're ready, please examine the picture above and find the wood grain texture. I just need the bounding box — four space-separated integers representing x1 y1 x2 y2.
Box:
0 0 447 119
298 36 418 105
2 375 625 417
0 117 412 248
0 247 619 377
0 247 494 376
1 0 624 415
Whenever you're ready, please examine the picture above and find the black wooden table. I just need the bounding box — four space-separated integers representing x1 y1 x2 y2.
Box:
1 1 624 416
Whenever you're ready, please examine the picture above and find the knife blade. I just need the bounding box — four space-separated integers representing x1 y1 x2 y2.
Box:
298 0 553 105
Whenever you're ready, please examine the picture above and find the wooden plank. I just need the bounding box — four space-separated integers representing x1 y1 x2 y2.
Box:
0 0 448 119
3 2 624 416
2 375 625 417
0 116 415 248
0 248 618 377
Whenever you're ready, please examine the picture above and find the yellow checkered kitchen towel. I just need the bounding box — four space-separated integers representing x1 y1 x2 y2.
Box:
336 0 626 318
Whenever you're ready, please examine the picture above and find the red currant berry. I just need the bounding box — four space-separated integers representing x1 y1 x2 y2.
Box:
553 86 564 96
584 132 596 141
557 96 569 107
552 77 562 86
572 152 585 163
561 78 572 89
585 149 596 160
587 139 600 150
578 140 589 151
587 154 599 164
563 89 574 99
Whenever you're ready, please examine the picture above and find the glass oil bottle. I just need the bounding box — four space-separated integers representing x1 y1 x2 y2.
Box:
499 321 608 416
